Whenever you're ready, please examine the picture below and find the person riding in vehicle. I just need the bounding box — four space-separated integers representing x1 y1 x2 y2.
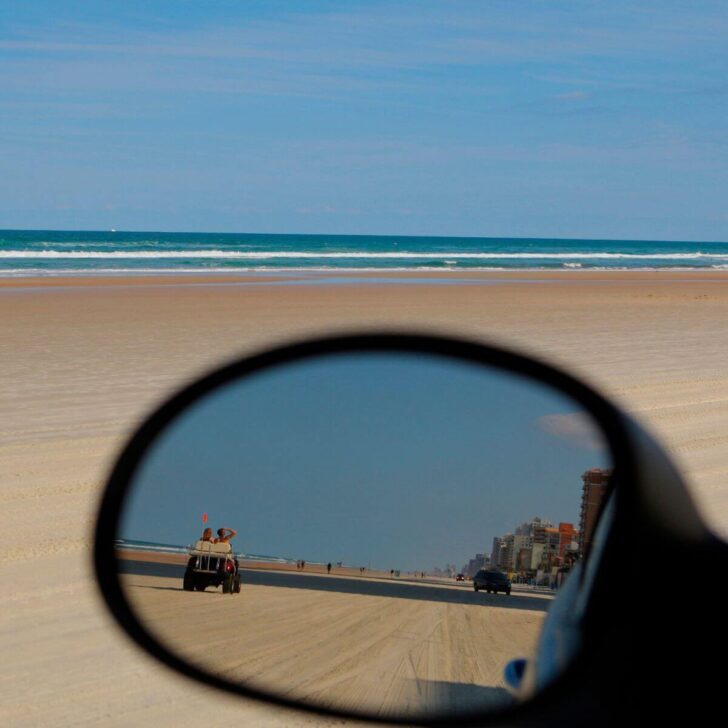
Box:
214 526 237 544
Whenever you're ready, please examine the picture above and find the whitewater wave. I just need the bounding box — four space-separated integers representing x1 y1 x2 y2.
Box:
2 250 728 260
5 266 728 278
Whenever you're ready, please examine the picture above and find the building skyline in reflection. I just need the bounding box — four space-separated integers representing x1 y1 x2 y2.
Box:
460 467 612 584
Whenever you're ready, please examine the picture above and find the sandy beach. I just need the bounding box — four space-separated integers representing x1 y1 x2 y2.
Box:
119 557 547 719
3 270 728 726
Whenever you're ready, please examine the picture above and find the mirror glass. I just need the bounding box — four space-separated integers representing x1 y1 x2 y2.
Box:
115 351 612 720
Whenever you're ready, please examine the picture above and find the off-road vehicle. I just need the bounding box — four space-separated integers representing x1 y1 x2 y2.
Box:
183 540 241 594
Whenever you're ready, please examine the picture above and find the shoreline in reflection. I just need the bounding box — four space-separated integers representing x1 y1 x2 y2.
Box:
118 553 553 611
117 549 556 597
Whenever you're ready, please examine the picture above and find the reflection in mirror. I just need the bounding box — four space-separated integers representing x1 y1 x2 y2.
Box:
115 353 612 720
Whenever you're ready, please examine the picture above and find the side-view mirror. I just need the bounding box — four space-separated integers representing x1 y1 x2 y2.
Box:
93 333 725 725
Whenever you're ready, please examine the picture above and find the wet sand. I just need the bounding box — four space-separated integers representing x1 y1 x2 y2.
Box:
115 549 403 580
3 270 728 726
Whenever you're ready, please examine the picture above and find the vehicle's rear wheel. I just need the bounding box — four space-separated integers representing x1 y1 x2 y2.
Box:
234 575 241 594
183 570 195 591
223 575 234 594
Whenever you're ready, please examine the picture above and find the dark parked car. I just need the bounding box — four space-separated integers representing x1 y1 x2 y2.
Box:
473 569 511 595
455 573 465 581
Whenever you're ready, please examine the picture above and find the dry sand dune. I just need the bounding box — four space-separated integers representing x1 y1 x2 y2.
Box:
3 271 728 726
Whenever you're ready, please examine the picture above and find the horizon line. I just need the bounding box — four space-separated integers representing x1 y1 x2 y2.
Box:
2 228 727 246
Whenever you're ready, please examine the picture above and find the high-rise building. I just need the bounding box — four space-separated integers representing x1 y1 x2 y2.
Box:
491 517 579 575
464 553 486 577
501 534 515 571
511 534 533 570
543 526 561 568
529 542 545 570
516 516 554 537
558 522 578 561
490 537 506 570
578 468 613 558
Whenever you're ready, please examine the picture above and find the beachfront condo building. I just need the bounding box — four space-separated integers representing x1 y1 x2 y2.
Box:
490 517 578 575
578 468 613 558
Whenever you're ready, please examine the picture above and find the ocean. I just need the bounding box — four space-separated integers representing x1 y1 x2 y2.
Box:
2 230 728 275
115 538 302 565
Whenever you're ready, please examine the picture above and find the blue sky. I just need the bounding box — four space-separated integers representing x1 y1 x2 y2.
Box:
120 354 609 572
1 1 727 239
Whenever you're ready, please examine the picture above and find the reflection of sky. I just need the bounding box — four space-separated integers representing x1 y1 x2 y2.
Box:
120 354 610 572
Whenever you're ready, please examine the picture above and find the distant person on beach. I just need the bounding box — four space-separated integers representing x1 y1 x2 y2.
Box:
327 562 332 574
214 527 237 544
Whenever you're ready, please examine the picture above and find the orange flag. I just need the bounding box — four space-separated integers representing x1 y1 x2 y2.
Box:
202 512 208 524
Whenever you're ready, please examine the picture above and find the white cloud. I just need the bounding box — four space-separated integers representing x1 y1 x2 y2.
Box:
537 412 608 452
